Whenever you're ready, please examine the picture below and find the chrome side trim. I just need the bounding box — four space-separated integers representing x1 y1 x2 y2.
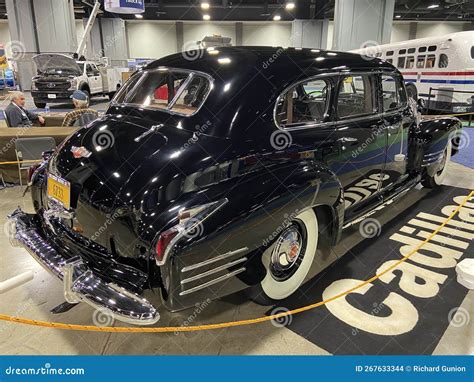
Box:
179 268 246 296
181 257 248 285
181 247 249 273
342 187 411 229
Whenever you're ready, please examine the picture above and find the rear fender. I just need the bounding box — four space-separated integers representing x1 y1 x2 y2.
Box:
158 161 344 310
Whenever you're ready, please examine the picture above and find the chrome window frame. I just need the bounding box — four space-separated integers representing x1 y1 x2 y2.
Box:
273 70 406 131
110 67 214 118
273 72 335 131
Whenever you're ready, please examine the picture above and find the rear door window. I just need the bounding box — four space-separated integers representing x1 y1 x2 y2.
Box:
275 78 330 127
336 74 376 119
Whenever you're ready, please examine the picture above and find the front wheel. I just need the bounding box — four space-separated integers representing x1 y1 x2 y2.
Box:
249 209 318 305
422 140 452 188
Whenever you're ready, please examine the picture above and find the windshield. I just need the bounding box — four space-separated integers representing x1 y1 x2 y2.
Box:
113 69 212 116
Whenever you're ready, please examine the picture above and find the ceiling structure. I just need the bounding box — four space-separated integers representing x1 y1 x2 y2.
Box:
0 0 473 21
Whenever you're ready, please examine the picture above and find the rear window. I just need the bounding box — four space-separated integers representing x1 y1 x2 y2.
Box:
113 69 212 116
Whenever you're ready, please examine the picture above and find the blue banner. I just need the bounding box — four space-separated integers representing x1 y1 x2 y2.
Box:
0 356 472 381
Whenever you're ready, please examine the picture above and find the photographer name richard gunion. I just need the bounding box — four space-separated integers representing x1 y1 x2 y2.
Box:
412 365 467 373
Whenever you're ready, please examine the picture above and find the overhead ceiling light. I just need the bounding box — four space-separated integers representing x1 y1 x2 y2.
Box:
427 4 439 8
273 15 281 21
203 14 211 20
201 2 210 9
395 14 401 18
135 14 143 18
285 2 295 10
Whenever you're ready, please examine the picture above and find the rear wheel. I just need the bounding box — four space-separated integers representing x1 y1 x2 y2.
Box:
34 101 46 109
249 209 318 305
422 141 452 188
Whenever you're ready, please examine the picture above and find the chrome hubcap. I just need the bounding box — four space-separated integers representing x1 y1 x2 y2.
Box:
270 225 304 280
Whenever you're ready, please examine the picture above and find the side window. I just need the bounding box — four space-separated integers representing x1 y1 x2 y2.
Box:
275 78 329 127
397 56 406 69
416 55 426 68
86 64 94 76
425 54 436 68
439 53 449 68
381 74 407 112
336 74 375 119
406 56 415 69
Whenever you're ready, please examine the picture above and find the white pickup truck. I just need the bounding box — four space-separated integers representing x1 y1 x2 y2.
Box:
31 53 128 108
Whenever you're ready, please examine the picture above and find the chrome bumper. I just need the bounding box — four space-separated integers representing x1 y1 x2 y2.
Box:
7 208 160 326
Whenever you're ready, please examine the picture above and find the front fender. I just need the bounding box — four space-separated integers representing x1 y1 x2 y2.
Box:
417 117 461 175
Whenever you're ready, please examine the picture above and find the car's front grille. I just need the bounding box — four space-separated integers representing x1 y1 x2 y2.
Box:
36 80 71 91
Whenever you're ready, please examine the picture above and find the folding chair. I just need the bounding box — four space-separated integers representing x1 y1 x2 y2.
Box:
14 137 55 187
2 109 11 127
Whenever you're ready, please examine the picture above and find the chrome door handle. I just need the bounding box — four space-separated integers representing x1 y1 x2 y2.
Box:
337 137 358 143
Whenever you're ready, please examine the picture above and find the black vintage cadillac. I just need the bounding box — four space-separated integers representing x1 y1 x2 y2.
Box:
8 47 462 325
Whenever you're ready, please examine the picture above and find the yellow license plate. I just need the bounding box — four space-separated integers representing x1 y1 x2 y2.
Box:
47 174 71 209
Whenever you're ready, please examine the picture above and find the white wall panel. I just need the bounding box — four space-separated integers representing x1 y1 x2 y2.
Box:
0 21 11 55
126 21 176 59
416 22 465 39
390 23 410 43
242 23 292 47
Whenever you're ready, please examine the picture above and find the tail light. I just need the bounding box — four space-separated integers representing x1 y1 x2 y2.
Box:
154 198 228 266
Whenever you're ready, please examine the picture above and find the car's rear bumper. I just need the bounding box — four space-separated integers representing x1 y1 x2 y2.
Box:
7 208 160 326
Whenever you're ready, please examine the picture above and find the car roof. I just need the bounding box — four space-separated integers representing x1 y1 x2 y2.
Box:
146 46 395 89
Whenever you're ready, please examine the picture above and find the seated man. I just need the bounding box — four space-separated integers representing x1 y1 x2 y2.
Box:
5 91 45 127
62 90 99 127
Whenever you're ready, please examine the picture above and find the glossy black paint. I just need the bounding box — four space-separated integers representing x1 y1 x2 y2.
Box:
30 47 462 311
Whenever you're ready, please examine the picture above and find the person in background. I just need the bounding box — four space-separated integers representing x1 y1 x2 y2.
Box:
62 90 99 127
5 91 45 127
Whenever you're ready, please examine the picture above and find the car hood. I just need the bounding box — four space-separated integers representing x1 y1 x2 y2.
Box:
33 53 82 76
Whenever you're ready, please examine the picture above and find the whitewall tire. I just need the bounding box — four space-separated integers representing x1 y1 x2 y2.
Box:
250 209 319 304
